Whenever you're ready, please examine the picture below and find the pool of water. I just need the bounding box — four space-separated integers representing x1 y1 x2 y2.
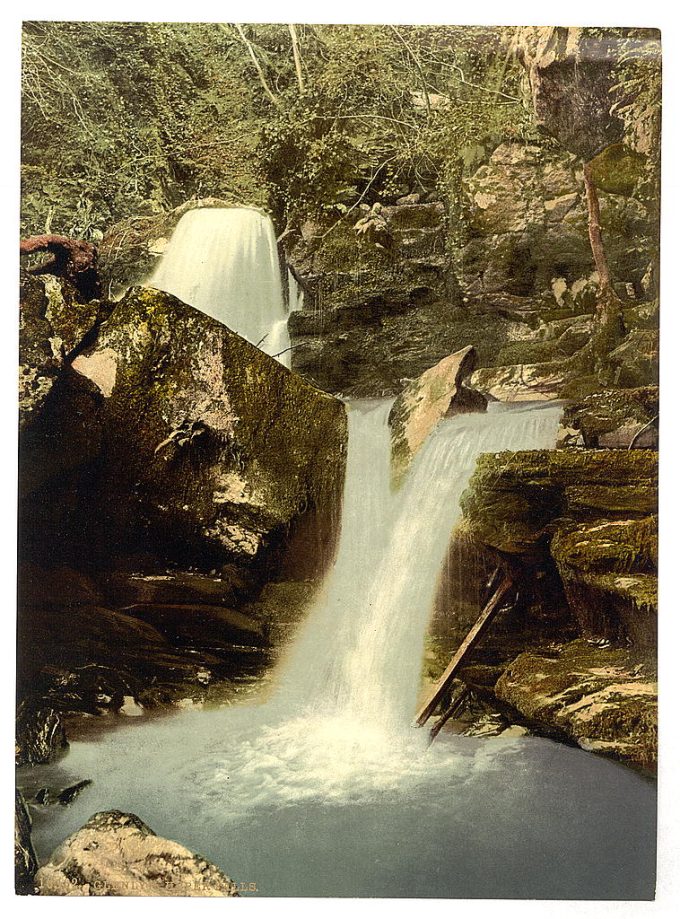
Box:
19 703 656 899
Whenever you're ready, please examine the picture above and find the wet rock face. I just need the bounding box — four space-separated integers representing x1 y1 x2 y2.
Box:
495 639 657 772
460 448 658 653
15 705 69 767
389 345 486 485
15 790 38 895
287 199 465 396
34 811 238 897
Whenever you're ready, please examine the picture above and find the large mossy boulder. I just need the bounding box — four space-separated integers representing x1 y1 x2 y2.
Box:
35 811 238 897
25 284 347 573
389 345 486 485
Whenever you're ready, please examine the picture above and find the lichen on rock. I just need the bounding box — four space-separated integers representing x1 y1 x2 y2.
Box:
35 811 239 896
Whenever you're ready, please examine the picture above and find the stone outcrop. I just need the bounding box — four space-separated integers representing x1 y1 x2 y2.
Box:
454 446 658 770
514 28 624 161
389 345 486 484
495 639 656 772
562 387 658 449
461 142 651 302
287 198 472 396
470 361 567 402
35 811 238 897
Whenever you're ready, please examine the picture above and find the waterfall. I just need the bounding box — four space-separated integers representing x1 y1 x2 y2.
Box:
148 207 293 368
275 399 564 738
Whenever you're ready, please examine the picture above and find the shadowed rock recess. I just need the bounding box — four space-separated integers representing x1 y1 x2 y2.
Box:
18 275 347 763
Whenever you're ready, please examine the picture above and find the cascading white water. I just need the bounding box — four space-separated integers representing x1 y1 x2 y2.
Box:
275 399 565 739
148 207 294 368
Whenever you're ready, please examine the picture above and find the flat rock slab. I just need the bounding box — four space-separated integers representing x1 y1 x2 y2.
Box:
495 639 657 772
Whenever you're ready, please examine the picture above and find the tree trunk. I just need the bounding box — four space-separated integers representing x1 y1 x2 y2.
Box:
288 24 304 94
582 160 623 328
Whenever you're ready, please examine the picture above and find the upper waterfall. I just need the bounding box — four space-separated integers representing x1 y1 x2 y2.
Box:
148 207 293 367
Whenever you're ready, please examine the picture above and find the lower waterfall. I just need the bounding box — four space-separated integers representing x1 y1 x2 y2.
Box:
22 401 657 899
277 399 564 735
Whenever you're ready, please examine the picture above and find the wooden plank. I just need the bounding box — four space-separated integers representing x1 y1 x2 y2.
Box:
415 572 514 726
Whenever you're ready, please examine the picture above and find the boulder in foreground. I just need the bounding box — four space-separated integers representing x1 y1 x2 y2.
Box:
35 811 238 897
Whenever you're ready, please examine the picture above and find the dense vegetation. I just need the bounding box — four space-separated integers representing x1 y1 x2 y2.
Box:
21 23 540 238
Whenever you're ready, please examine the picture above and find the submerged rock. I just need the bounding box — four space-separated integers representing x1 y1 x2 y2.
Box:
495 639 657 772
35 811 238 896
389 345 486 484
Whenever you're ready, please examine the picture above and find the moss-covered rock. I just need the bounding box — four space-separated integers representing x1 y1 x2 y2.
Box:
59 285 347 571
287 199 472 395
18 272 100 431
461 141 653 309
551 517 657 648
460 447 658 658
495 639 657 772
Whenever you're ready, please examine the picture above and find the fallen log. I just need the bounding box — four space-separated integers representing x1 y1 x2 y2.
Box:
428 685 469 744
416 569 515 726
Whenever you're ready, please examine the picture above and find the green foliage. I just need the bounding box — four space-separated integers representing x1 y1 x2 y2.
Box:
21 21 266 237
21 22 535 240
